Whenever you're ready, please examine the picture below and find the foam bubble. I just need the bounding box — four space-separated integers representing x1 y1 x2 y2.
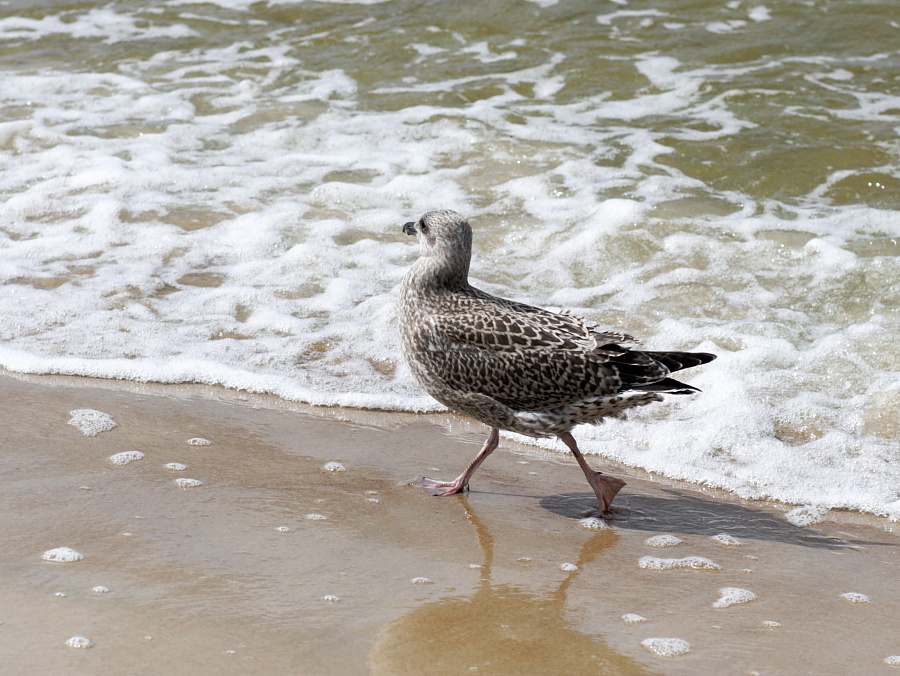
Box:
92 585 110 593
638 556 721 571
174 478 202 488
621 613 648 624
713 587 757 608
559 562 578 572
187 438 211 446
322 461 347 472
165 462 188 471
711 533 741 546
275 526 291 532
884 656 900 668
68 409 116 436
42 547 83 563
840 592 870 604
748 6 771 22
108 450 144 466
579 517 611 530
53 592 67 597
645 534 684 547
761 620 782 628
306 513 327 521
641 638 691 657
65 636 93 649
785 506 828 527
410 577 433 584
323 594 340 602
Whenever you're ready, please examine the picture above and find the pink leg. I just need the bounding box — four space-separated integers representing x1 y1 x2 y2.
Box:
558 431 626 514
414 427 500 496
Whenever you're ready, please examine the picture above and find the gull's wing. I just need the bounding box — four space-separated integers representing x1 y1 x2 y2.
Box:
421 295 670 410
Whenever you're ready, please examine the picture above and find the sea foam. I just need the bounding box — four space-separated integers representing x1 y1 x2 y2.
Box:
65 636 93 649
0 0 897 522
638 556 721 571
713 587 757 608
42 547 83 563
645 534 683 547
641 638 691 657
109 450 144 466
68 409 116 436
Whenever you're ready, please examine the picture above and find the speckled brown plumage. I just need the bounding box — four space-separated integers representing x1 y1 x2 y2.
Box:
398 209 715 513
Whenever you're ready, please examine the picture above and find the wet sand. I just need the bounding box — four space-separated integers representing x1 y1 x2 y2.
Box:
0 371 897 675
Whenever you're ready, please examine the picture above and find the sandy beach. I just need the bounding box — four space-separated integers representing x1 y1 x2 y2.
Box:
0 371 897 675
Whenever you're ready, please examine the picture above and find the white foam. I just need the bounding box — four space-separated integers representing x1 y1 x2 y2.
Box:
713 587 757 608
92 585 110 593
559 562 578 572
174 478 202 489
42 547 83 563
165 462 188 471
884 656 900 668
306 513 327 521
64 636 93 649
748 6 771 22
579 517 611 530
410 577 433 584
711 533 741 546
322 594 340 602
187 438 212 446
645 534 684 547
68 409 116 436
638 556 721 571
0 2 898 523
785 506 828 527
275 526 291 532
108 450 144 466
621 613 647 624
641 638 691 657
322 462 347 472
761 620 782 628
840 592 870 604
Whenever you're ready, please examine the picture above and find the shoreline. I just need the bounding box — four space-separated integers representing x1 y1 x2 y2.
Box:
1 371 897 675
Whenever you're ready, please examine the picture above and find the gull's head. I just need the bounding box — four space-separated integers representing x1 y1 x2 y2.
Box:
402 209 472 260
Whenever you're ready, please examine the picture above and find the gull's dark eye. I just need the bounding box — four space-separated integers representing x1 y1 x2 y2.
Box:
418 219 428 233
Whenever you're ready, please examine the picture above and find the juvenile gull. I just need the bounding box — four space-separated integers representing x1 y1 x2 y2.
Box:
398 210 715 514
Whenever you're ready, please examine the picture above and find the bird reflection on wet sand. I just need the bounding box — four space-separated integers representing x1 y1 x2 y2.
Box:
369 498 658 676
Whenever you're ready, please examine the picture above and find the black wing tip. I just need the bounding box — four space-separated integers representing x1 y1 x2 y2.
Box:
646 350 717 372
632 377 702 394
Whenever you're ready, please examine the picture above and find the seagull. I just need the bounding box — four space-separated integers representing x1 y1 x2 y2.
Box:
398 210 715 514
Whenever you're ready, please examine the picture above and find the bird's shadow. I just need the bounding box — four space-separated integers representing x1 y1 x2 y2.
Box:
539 489 891 551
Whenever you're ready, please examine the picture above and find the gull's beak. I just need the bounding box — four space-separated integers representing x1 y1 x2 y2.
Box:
402 221 417 236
